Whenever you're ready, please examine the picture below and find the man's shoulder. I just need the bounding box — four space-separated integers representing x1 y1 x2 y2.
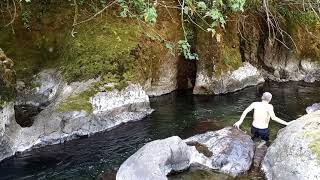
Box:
252 102 273 108
252 102 261 105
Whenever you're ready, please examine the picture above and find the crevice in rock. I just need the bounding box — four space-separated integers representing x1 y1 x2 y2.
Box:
186 141 213 157
14 104 43 127
177 56 197 90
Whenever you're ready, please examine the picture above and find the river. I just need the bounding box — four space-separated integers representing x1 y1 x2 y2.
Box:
1 81 320 180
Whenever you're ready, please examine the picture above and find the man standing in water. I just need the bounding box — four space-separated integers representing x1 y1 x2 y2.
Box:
233 92 290 143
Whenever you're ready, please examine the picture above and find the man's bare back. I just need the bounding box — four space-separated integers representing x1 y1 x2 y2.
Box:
233 92 290 141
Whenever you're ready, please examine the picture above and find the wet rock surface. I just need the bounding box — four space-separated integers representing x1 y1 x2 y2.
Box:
262 111 320 180
252 141 268 168
116 127 254 180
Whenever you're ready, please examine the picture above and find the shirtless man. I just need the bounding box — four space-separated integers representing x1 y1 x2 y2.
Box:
233 92 290 142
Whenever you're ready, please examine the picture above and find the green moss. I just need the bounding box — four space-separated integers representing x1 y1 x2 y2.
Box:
58 88 97 113
275 6 320 63
31 81 41 89
114 80 129 91
195 13 242 78
220 44 243 72
277 6 318 28
0 1 72 80
302 131 320 161
309 139 320 161
59 15 142 85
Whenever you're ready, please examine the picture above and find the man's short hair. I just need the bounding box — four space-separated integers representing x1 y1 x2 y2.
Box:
262 92 272 102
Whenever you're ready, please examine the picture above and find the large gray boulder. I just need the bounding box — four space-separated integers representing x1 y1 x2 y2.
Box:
14 83 152 153
116 127 254 180
117 136 193 180
184 127 254 176
193 62 265 94
262 111 320 180
306 103 320 114
0 70 153 161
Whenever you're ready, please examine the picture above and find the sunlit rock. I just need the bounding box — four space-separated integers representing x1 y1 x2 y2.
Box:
262 111 320 180
116 127 254 180
0 70 153 162
185 127 254 176
194 62 264 94
0 102 21 161
306 103 320 114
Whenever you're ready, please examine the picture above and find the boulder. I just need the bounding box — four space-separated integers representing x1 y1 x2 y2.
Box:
262 111 320 180
13 83 153 153
185 127 254 176
0 70 153 162
15 69 61 107
117 136 192 180
306 103 320 114
116 127 254 180
0 102 21 161
194 62 265 94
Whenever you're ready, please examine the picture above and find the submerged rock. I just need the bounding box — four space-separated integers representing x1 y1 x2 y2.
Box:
194 62 265 94
306 103 320 114
252 140 268 168
116 127 254 180
262 111 320 180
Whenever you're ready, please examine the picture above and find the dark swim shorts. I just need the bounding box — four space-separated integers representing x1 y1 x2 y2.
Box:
251 126 269 141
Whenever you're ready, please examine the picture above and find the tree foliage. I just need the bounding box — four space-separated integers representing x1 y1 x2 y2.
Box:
1 0 320 60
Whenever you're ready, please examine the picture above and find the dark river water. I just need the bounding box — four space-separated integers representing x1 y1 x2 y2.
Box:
1 81 320 180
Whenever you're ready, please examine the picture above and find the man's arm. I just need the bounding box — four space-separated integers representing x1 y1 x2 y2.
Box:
234 103 255 129
269 105 289 126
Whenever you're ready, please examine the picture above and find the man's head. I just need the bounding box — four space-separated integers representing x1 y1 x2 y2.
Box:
261 92 272 102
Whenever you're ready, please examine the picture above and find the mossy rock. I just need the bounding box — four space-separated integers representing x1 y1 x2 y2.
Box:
0 49 16 105
310 139 320 161
195 13 243 78
289 23 320 63
58 88 97 113
59 14 141 85
0 1 72 80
